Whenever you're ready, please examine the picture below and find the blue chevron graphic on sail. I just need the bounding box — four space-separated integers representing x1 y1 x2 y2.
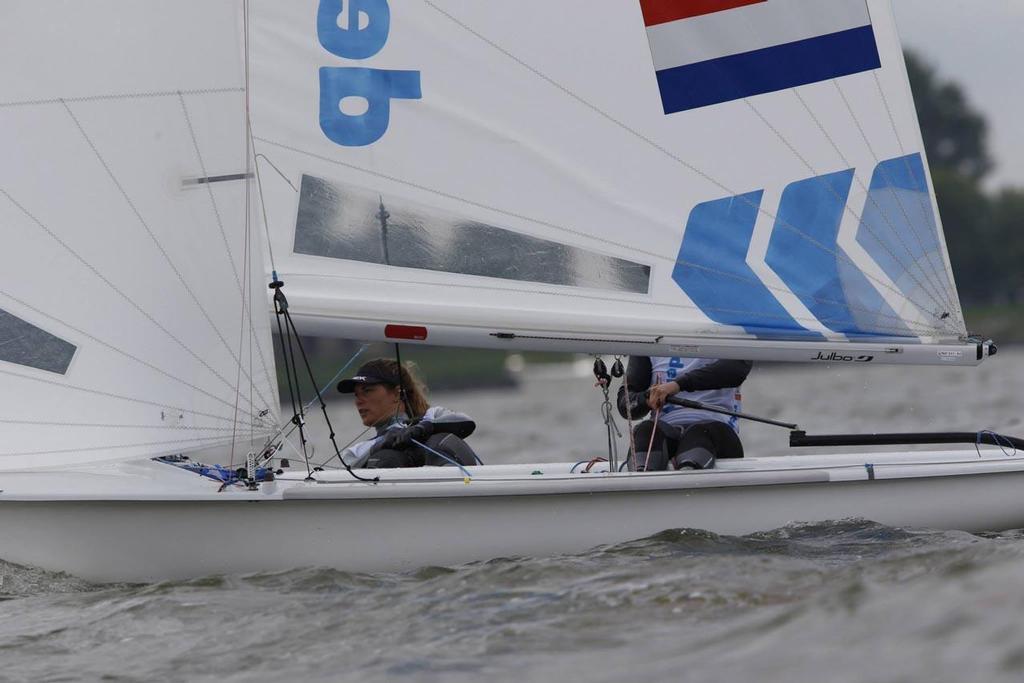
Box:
672 190 826 340
856 154 953 317
766 168 911 338
673 154 941 339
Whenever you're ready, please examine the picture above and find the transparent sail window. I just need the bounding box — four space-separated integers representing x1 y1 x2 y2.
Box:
0 308 76 374
294 175 651 294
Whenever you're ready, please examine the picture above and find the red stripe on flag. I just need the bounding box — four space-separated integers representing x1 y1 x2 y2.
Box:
639 0 766 26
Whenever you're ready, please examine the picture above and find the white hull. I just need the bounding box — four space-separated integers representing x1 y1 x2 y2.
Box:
3 450 1024 582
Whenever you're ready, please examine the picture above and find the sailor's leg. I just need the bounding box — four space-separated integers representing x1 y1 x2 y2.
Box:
631 421 679 471
421 433 481 467
671 421 743 470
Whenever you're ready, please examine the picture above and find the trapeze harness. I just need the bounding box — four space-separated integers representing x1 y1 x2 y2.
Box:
617 356 751 471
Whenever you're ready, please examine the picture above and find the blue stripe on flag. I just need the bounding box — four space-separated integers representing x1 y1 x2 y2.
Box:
655 25 881 114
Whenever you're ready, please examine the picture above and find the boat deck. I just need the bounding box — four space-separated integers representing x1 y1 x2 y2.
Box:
4 445 1024 501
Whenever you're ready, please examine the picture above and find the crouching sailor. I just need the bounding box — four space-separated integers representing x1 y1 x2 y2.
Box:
337 358 480 469
617 357 752 471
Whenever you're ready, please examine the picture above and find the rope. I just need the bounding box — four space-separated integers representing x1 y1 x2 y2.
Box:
409 438 473 479
271 278 378 483
622 358 637 470
268 344 370 461
975 430 1018 458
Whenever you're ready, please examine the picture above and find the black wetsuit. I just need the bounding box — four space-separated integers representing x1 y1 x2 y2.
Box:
617 357 752 470
343 407 479 469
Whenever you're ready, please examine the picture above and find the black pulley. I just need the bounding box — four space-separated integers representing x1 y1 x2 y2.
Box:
610 359 624 378
593 358 611 385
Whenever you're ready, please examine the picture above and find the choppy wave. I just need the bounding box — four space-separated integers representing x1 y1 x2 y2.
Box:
5 519 1024 682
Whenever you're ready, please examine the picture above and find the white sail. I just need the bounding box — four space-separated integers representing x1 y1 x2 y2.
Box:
0 1 279 470
250 0 983 364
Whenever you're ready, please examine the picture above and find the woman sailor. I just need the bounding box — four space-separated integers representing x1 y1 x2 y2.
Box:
337 359 479 469
617 357 752 471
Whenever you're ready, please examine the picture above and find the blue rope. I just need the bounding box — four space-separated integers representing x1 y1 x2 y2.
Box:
303 343 369 413
410 438 473 479
976 430 1017 457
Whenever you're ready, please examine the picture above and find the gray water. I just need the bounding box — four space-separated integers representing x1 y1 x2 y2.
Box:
3 350 1023 682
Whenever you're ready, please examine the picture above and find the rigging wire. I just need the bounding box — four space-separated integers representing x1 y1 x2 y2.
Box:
272 278 312 478
270 275 378 483
231 130 253 465
178 93 279 416
266 343 372 468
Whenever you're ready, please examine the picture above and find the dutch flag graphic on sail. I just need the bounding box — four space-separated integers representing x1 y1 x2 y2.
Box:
640 0 882 114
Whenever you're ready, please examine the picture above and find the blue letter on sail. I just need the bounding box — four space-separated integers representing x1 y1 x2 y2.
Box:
317 0 422 147
319 68 422 147
317 0 391 59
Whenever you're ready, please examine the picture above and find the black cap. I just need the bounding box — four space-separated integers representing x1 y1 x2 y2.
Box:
337 362 401 393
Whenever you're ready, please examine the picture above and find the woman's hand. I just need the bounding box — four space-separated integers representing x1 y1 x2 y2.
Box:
647 381 680 410
379 421 434 450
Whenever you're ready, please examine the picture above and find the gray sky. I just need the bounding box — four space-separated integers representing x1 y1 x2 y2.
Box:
894 0 1024 189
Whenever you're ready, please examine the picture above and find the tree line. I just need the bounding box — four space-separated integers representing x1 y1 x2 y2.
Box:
906 52 1023 310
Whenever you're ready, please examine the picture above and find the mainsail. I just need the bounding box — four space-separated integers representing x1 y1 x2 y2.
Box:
0 1 993 471
0 2 279 470
250 0 986 364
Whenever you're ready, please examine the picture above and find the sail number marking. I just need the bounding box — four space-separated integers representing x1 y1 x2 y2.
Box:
317 0 422 147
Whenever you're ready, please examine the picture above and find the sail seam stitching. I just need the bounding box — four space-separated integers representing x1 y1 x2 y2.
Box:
0 367 244 426
747 94 953 325
786 86 954 317
830 80 958 314
0 87 244 108
871 71 967 330
0 281 261 425
0 419 249 432
0 433 276 458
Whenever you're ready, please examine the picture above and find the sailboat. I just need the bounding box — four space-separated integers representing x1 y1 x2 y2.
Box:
1 0 1019 583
